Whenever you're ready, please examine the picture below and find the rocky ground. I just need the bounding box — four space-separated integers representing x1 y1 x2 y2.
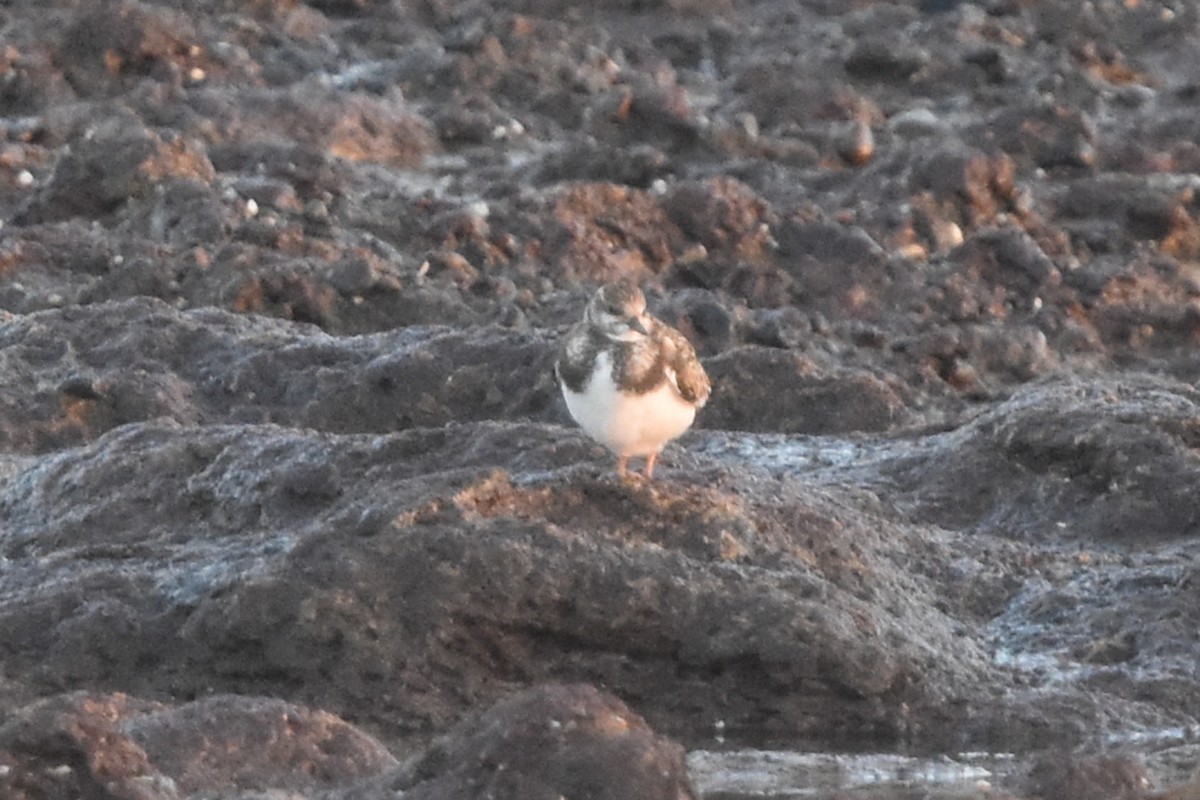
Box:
2 0 1200 797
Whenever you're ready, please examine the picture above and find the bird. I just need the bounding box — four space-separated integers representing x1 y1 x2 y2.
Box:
555 282 711 478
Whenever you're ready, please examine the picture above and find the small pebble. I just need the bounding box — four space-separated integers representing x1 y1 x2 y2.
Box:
888 108 946 138
839 121 875 166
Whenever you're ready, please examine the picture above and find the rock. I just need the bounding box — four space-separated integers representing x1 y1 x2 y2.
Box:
392 684 698 800
530 139 671 188
654 288 734 356
0 416 999 751
584 72 704 150
5 0 1200 795
119 178 236 248
662 177 776 259
0 44 76 114
703 346 909 433
882 377 1200 542
949 226 1061 295
126 695 398 794
836 119 875 166
432 94 508 145
918 224 1070 325
1027 753 1149 800
962 44 1013 84
226 176 303 214
0 299 559 453
546 183 684 283
844 36 930 81
774 215 889 312
887 107 948 139
16 112 215 225
0 693 171 800
199 82 436 168
0 692 396 800
306 0 392 15
980 103 1097 170
1057 175 1200 259
56 2 199 98
741 305 814 349
206 141 351 201
908 192 966 254
908 145 1020 228
671 251 795 308
894 322 1058 393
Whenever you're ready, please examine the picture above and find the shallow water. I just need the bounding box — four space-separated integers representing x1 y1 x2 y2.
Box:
688 749 1011 799
683 434 1200 798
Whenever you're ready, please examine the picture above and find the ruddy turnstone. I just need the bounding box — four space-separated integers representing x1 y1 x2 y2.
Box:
556 282 711 478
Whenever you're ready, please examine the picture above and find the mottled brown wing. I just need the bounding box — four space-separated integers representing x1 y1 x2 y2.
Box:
655 322 711 407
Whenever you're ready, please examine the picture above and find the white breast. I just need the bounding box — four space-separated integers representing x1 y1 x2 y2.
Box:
561 350 698 457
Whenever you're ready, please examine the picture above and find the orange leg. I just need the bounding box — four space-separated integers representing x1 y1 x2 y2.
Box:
644 451 658 479
617 454 630 478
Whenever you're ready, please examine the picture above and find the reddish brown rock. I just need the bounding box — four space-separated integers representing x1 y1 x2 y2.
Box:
0 693 396 800
393 684 697 800
125 695 398 794
1028 753 1148 800
908 147 1021 229
56 2 201 99
16 112 216 225
662 177 776 260
547 183 684 283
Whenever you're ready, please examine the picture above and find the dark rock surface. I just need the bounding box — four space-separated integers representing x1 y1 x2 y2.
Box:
383 683 697 800
0 685 691 800
4 0 1200 797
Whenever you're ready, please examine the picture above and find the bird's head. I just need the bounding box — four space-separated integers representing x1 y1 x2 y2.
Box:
585 282 651 341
